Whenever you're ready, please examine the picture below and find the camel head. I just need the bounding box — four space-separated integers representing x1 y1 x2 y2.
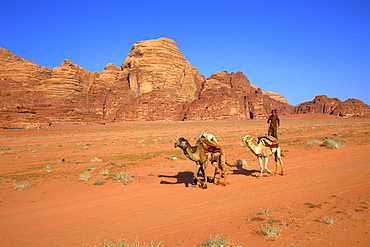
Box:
242 134 253 143
174 137 189 150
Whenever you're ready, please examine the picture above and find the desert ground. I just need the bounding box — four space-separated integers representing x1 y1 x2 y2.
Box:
0 114 369 247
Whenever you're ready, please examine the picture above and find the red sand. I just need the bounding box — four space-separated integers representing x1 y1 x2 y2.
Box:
0 116 369 246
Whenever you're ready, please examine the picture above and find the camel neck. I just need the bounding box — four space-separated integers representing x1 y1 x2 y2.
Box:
246 141 259 155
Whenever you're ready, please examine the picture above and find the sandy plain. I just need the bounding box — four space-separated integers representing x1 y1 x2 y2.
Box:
0 114 369 247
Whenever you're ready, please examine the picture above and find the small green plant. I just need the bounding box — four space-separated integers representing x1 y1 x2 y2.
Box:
91 157 103 162
305 202 322 209
321 139 346 149
94 180 105 186
90 238 162 247
114 172 133 183
88 165 99 171
100 168 109 176
197 235 231 247
323 214 336 225
336 209 350 214
107 161 117 166
46 164 52 173
79 171 92 181
13 182 32 190
306 139 322 146
268 218 281 223
258 208 272 215
257 223 282 238
251 216 265 221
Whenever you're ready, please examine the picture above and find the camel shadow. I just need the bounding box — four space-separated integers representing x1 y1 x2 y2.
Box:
159 171 194 187
231 163 260 178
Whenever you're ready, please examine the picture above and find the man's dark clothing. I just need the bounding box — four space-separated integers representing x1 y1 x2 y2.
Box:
267 114 280 139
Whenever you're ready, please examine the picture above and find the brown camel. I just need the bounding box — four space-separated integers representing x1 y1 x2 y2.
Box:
242 134 284 178
174 137 227 188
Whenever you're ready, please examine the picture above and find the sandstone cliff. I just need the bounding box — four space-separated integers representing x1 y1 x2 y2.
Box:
295 95 370 117
184 71 294 120
1 38 367 128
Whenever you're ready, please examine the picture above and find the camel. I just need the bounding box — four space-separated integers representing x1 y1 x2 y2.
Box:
174 137 227 189
242 134 284 178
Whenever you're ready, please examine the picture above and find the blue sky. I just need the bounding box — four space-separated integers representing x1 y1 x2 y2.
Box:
1 0 369 106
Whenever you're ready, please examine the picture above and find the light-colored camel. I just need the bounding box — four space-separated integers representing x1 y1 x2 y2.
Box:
242 134 284 178
174 137 227 188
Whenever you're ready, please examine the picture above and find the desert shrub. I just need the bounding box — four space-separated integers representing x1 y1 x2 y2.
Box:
306 139 322 146
94 180 105 186
323 214 336 225
79 171 92 181
90 238 162 247
257 223 282 238
88 165 99 171
114 172 133 183
13 182 32 190
250 216 265 221
258 208 272 215
107 161 117 166
91 157 103 162
197 235 231 247
100 168 109 176
46 164 52 173
321 139 346 149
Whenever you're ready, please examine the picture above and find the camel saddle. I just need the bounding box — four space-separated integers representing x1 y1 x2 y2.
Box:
258 135 279 148
199 138 222 153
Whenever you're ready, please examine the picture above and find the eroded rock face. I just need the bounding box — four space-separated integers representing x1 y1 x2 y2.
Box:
117 38 204 121
332 99 370 117
295 95 342 114
0 38 206 127
184 71 294 120
263 91 288 104
1 38 368 128
295 95 370 117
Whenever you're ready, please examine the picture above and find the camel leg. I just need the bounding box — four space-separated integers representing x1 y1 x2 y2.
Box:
274 160 279 175
279 158 284 176
213 167 219 184
220 166 227 186
219 153 227 186
210 154 221 185
272 152 278 175
258 157 264 178
203 162 208 185
211 162 218 184
263 157 273 175
274 148 284 176
193 162 206 188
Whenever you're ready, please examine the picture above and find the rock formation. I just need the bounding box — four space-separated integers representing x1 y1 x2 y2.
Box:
331 99 370 117
263 91 288 104
116 38 204 121
295 95 370 117
295 95 342 114
184 71 294 120
0 38 368 128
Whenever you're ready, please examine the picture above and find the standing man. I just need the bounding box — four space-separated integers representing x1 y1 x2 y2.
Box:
267 110 280 139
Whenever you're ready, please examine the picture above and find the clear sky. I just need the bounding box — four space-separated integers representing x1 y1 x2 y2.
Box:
1 0 369 106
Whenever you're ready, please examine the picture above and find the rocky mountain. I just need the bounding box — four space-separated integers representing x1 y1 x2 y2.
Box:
0 38 368 128
295 95 370 117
